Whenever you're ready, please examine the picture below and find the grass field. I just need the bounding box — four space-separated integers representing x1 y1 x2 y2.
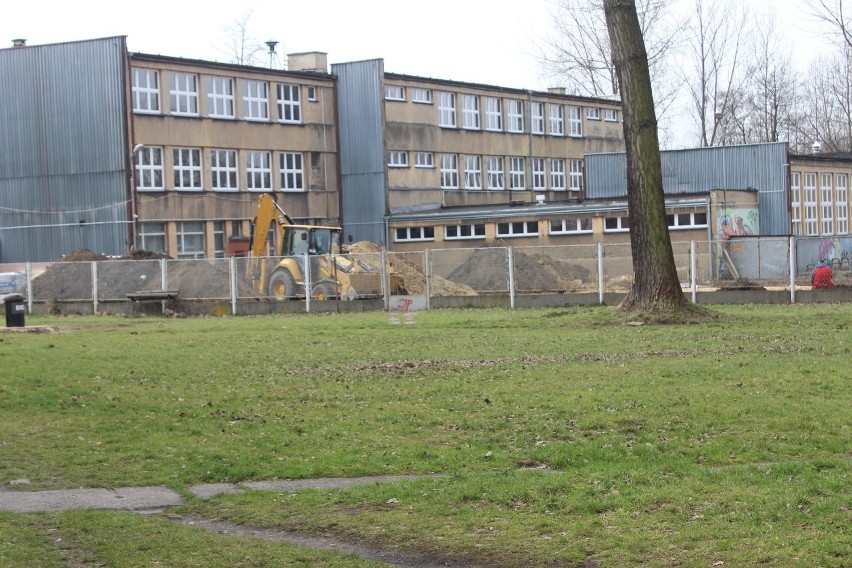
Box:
0 305 849 566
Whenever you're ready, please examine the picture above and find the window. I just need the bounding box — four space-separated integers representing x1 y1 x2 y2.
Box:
550 159 566 190
246 151 272 191
666 212 708 230
837 173 848 234
173 148 202 190
440 154 459 189
531 102 545 134
438 91 456 127
445 223 486 240
137 222 166 252
510 157 526 190
462 94 480 129
168 72 198 115
242 80 269 121
464 155 482 190
569 159 583 192
394 226 435 242
550 218 592 234
549 104 564 136
791 172 802 236
568 105 583 136
415 152 434 168
821 172 834 234
132 68 159 113
136 147 163 191
496 221 539 237
587 107 600 120
280 152 304 191
207 76 234 118
277 84 301 123
485 97 503 131
412 88 432 104
508 100 524 133
210 149 238 191
384 85 405 101
487 156 505 190
604 216 630 232
604 108 618 122
311 152 320 168
387 151 408 167
214 221 225 259
176 221 205 259
804 172 818 235
532 158 546 190
307 86 317 101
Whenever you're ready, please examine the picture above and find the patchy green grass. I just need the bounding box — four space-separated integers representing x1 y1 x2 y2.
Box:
1 305 850 566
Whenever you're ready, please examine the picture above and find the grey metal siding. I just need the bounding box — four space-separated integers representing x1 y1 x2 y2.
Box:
331 60 387 246
0 37 129 263
585 142 790 235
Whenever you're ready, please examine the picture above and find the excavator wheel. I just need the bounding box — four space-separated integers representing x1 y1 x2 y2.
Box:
268 270 298 300
311 281 338 301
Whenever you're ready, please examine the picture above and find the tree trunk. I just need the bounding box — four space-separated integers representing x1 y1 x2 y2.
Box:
603 0 687 312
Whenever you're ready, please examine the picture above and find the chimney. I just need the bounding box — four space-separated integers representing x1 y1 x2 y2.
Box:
287 51 328 73
11 38 26 48
812 142 822 154
547 87 566 95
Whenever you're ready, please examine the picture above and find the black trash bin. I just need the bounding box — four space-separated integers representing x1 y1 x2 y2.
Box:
4 294 26 328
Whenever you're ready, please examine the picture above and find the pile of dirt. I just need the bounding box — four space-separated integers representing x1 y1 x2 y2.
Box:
447 248 592 293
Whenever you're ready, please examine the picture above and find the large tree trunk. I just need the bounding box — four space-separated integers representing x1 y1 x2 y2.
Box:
604 0 687 312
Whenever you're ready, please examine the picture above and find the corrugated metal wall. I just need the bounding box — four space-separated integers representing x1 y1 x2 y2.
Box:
331 60 387 246
585 142 790 235
0 37 130 263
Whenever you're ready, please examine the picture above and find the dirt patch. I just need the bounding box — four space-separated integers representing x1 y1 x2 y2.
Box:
447 247 591 293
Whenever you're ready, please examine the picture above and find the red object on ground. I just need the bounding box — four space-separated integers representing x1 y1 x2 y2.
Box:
812 265 834 289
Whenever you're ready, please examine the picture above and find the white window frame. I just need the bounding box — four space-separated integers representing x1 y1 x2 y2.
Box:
169 72 198 116
586 107 601 120
791 172 802 236
604 215 631 233
496 220 539 238
387 151 409 168
246 151 272 191
438 91 456 127
667 211 709 230
485 97 503 131
531 102 545 134
444 223 486 240
487 156 505 190
173 148 202 191
207 76 234 118
462 94 480 130
804 172 818 235
464 155 482 190
132 68 160 114
508 99 524 133
549 218 592 235
277 83 301 123
532 158 546 191
384 85 405 101
510 157 526 190
821 172 834 235
412 88 432 104
210 149 238 191
550 159 566 190
569 159 583 192
307 86 318 101
137 222 166 253
242 80 269 121
549 104 564 136
568 105 583 136
604 108 618 122
394 226 435 242
836 173 848 234
440 154 459 189
415 152 434 168
213 221 226 259
135 147 164 191
176 221 205 259
280 152 304 191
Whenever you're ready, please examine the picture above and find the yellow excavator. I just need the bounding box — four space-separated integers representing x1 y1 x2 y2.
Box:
247 194 404 300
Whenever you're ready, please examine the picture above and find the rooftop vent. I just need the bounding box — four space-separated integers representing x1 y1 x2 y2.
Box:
11 38 26 48
812 142 822 154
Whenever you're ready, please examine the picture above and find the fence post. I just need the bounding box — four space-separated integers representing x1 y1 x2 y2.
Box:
304 253 311 313
690 240 697 304
91 261 98 314
425 249 432 310
26 262 33 313
229 257 237 315
507 247 515 309
597 243 605 305
789 237 796 304
160 258 168 315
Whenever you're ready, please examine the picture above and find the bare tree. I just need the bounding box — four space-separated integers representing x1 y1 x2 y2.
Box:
797 50 852 152
603 0 688 313
217 9 269 67
805 0 852 49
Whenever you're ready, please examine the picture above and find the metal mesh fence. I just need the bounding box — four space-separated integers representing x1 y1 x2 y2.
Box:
165 258 233 301
512 245 598 293
428 247 509 295
602 243 633 293
97 259 164 301
30 261 94 301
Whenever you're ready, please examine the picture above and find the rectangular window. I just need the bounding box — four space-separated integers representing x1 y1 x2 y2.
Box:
569 159 583 192
132 68 160 114
176 221 205 259
485 97 503 131
464 155 482 190
836 173 848 234
438 91 456 127
568 105 583 136
137 222 166 253
604 108 618 122
210 149 238 191
445 223 486 240
384 85 405 101
307 86 317 101
412 88 432 103
243 80 269 121
173 148 202 190
462 94 480 130
207 76 234 118
804 172 818 235
550 159 566 190
169 72 198 115
821 172 834 234
213 221 225 259
440 154 459 189
246 151 272 191
510 157 526 190
496 221 539 237
531 102 545 134
277 84 301 123
666 212 708 230
549 218 592 234
487 156 505 190
415 152 434 168
586 107 600 120
791 172 802 236
387 151 408 167
508 99 524 133
136 147 164 191
280 152 304 191
604 215 631 232
532 158 546 190
549 104 564 136
311 152 320 168
394 226 435 242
